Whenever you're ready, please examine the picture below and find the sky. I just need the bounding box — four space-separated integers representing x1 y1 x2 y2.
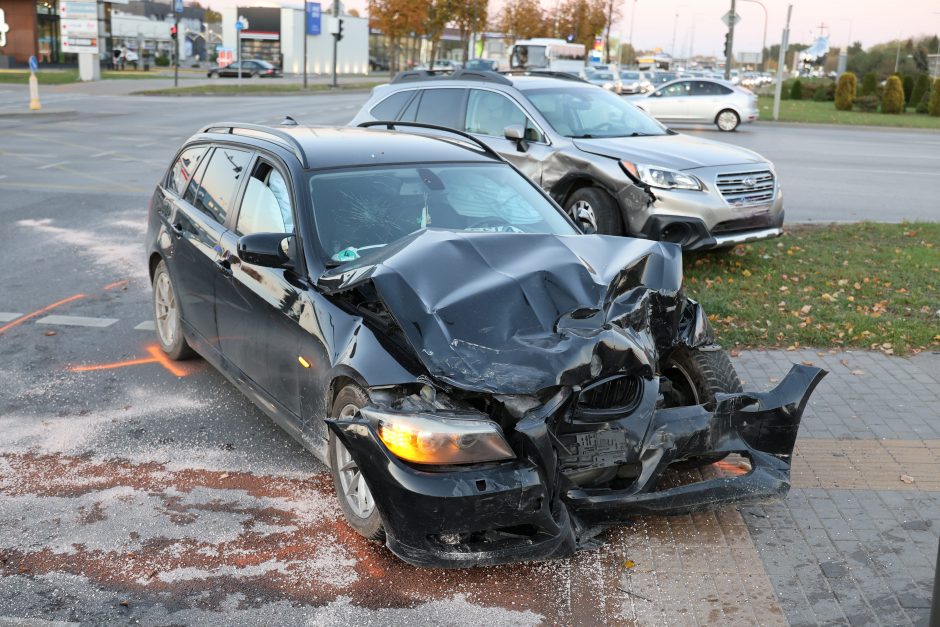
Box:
204 0 940 58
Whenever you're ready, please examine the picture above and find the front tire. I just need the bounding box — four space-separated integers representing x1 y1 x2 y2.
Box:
564 187 624 235
152 260 194 360
329 384 385 542
662 347 743 468
716 109 740 132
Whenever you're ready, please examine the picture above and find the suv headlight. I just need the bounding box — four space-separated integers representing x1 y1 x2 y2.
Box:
361 407 515 465
621 161 703 191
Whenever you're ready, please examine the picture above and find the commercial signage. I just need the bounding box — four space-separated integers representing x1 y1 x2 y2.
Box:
305 3 321 36
60 1 98 21
61 19 100 54
0 8 9 48
60 0 99 53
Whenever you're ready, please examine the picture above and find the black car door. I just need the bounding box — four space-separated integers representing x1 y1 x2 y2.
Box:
214 154 304 418
170 144 252 353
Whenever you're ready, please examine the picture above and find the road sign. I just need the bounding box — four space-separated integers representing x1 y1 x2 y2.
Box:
305 2 321 36
721 10 741 27
29 55 38 72
174 0 183 13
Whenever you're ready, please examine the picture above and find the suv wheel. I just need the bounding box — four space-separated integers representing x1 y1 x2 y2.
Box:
329 384 385 542
716 109 740 132
565 187 623 235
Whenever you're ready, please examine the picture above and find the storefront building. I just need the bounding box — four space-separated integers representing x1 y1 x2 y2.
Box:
0 0 60 65
220 5 368 74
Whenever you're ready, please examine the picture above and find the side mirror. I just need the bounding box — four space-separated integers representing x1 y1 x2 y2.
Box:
503 124 528 152
238 232 294 268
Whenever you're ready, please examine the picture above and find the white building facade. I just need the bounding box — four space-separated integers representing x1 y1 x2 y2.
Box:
220 5 367 75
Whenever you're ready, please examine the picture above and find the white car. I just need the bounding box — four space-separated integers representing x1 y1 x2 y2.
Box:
626 78 758 132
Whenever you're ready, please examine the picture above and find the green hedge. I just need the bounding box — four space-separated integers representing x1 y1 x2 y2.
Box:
834 72 856 111
881 76 905 114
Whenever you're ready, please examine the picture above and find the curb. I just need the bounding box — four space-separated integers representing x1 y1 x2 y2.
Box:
0 109 78 119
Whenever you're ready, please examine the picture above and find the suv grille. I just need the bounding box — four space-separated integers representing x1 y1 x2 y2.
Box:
715 170 775 206
578 375 643 411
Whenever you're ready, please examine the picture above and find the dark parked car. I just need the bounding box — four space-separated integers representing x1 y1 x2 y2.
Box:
147 120 824 567
207 59 281 78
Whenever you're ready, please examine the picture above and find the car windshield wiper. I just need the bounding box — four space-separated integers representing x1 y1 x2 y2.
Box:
569 133 596 138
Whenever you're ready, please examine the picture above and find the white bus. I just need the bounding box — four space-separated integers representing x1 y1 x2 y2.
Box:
508 38 585 73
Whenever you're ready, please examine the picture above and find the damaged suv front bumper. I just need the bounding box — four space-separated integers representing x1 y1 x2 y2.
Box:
329 364 826 568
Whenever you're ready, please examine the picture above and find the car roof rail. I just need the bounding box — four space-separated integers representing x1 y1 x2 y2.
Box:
198 122 308 167
501 69 588 83
357 120 504 162
390 68 513 86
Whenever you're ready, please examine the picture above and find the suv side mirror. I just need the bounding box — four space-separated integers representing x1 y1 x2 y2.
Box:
238 232 294 268
504 124 528 152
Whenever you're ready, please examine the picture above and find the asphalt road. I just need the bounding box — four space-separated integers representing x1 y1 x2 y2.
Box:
683 121 940 224
0 87 938 624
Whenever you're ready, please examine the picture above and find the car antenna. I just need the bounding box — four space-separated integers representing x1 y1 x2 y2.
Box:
280 116 299 127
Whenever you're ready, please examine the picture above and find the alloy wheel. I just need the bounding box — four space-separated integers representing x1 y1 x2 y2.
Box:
154 272 179 348
335 403 376 519
717 110 739 131
570 200 599 232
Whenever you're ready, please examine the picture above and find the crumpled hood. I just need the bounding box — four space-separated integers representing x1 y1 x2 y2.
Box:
573 133 766 171
319 230 684 395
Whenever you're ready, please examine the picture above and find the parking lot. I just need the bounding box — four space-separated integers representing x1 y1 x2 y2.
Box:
1 87 939 625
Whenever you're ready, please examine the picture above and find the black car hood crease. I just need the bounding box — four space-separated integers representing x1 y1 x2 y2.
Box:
318 230 684 394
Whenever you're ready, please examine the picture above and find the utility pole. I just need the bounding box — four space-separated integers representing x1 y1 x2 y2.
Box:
303 1 308 90
173 14 179 87
739 0 767 71
724 0 736 80
330 0 339 88
773 4 792 121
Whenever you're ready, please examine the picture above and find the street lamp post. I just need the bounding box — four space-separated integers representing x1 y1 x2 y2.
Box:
738 0 767 71
628 0 637 49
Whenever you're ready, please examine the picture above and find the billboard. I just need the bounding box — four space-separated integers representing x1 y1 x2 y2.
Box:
306 3 321 36
60 1 99 53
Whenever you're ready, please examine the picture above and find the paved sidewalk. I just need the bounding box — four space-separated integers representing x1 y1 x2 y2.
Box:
733 349 940 627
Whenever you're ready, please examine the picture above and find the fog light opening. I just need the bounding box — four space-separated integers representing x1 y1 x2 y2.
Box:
660 223 691 245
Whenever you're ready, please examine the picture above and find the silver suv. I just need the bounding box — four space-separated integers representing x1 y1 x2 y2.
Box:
350 70 784 249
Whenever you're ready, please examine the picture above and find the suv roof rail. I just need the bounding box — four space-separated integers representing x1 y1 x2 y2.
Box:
501 69 587 83
199 122 308 168
390 68 513 86
357 120 504 162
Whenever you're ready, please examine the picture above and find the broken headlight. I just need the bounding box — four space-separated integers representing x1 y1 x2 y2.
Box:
361 407 515 465
621 161 703 191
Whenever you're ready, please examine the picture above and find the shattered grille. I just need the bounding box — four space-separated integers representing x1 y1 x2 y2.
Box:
715 170 775 206
578 375 643 411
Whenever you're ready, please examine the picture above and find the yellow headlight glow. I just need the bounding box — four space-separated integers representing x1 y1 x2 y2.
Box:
368 410 515 465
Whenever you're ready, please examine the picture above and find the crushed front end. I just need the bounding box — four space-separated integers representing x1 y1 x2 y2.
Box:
322 230 827 567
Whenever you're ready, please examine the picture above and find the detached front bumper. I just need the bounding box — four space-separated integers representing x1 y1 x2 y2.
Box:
329 364 825 568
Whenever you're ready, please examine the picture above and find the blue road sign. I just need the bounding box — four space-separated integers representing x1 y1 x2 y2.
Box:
28 56 38 73
174 0 183 13
306 3 321 36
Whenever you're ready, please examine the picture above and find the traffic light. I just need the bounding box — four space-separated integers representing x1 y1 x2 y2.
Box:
723 32 730 57
170 25 178 40
336 18 344 42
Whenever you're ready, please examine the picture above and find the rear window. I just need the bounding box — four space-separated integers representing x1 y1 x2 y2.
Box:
167 145 209 196
370 90 414 120
412 88 466 128
192 146 252 224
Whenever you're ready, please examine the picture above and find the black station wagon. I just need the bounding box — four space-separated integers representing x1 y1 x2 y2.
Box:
146 120 824 567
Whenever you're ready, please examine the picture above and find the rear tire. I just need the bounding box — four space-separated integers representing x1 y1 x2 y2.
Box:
329 384 385 542
564 187 624 235
662 347 743 468
152 260 195 361
716 109 740 132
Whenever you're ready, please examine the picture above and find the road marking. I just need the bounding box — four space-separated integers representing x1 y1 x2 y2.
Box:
69 344 190 377
36 315 118 328
135 321 156 331
103 279 129 291
0 312 24 322
37 161 68 170
0 294 85 335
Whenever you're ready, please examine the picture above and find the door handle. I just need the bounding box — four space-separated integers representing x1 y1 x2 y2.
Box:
170 222 184 238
